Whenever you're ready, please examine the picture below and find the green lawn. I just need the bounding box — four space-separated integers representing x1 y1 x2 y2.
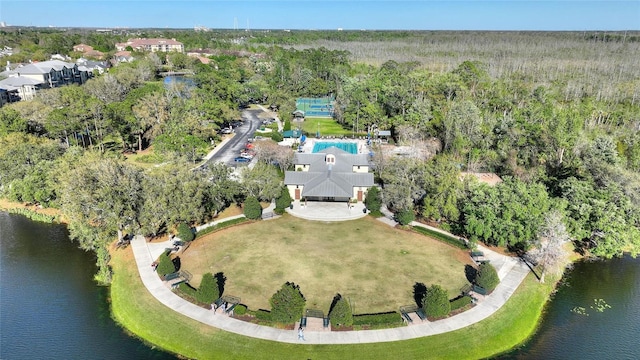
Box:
299 117 365 137
110 243 553 360
180 215 471 313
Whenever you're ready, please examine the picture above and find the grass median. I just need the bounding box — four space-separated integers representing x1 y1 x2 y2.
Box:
110 233 553 359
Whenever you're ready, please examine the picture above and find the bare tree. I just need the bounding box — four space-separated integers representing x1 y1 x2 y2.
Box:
526 211 572 283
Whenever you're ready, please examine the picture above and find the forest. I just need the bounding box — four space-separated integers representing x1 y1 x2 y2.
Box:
0 29 639 281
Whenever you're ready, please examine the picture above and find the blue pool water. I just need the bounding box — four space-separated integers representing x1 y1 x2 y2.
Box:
312 142 358 154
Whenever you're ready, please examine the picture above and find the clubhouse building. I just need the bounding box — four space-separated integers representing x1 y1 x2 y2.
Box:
284 146 374 202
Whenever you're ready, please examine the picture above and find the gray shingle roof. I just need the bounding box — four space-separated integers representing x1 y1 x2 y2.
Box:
285 148 374 198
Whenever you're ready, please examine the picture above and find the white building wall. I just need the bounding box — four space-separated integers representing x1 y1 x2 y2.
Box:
352 165 369 173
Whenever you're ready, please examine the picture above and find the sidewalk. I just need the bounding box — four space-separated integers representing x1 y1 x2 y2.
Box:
131 211 530 344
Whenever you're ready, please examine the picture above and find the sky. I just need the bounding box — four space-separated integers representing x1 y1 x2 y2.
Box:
0 1 638 30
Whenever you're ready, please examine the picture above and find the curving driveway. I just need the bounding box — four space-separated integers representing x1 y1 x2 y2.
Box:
130 217 529 344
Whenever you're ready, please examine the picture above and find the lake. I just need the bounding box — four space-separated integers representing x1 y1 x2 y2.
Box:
0 212 175 360
502 254 640 359
2 211 639 359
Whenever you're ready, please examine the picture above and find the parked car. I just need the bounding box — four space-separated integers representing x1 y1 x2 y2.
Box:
240 152 254 159
234 156 251 163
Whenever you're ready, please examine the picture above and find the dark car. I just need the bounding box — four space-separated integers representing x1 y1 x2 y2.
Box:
234 156 251 163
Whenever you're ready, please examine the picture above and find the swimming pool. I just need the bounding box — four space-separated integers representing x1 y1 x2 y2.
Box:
312 142 358 154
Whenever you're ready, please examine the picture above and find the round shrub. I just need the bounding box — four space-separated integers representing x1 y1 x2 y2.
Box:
275 186 292 212
364 186 381 212
422 284 450 319
476 263 499 292
270 131 283 142
329 294 353 327
269 282 306 324
177 223 194 242
395 208 415 225
197 272 219 304
243 196 263 220
156 252 175 276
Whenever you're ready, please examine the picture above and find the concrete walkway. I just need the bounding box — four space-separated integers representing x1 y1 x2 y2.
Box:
131 210 530 344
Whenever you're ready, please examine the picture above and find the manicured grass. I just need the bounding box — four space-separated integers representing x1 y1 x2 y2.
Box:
179 215 472 313
110 245 553 360
300 117 362 137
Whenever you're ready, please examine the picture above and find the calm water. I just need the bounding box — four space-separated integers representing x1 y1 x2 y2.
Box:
2 212 639 359
503 255 640 359
0 212 175 360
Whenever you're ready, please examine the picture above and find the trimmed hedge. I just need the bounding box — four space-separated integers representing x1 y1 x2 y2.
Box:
353 312 402 326
249 309 272 321
234 304 247 315
411 226 468 250
195 217 250 238
450 295 474 311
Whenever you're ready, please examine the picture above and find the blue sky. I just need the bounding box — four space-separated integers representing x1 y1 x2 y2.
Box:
0 1 638 30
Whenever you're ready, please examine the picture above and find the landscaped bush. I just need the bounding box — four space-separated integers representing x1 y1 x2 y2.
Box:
194 217 250 238
196 272 219 304
234 304 247 315
352 312 403 326
177 283 198 299
251 309 272 321
411 226 468 250
423 284 451 319
450 295 474 311
269 282 306 324
476 263 500 292
270 131 283 142
364 186 382 213
329 294 353 327
243 196 262 220
156 252 175 276
177 223 194 242
283 119 291 131
394 208 415 225
275 186 292 212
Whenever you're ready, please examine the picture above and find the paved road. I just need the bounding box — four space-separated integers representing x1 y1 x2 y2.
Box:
204 109 262 167
131 213 530 344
